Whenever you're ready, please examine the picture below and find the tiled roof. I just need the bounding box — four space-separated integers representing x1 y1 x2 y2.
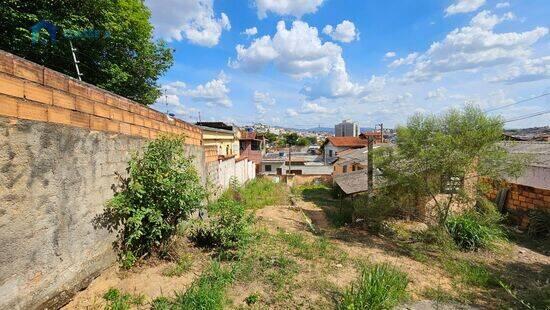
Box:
500 141 550 168
327 136 369 147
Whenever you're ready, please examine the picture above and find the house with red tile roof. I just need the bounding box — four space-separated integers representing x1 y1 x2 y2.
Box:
321 136 370 163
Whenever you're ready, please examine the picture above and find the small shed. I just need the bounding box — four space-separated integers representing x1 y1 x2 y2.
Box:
333 169 370 195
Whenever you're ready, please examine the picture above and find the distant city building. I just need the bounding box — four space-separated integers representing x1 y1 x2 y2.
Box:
335 120 359 137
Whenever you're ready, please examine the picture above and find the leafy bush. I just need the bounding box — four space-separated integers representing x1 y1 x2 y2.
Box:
445 207 505 251
96 135 205 263
339 263 409 310
189 199 253 254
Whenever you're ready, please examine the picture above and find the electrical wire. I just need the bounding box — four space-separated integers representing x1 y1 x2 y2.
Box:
484 92 550 112
504 110 550 123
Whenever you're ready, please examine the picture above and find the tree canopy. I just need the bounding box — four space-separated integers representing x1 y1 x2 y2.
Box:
0 0 173 105
373 105 528 224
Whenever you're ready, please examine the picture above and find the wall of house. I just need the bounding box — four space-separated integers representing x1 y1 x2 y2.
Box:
323 143 347 162
486 181 550 229
0 51 245 309
333 162 364 175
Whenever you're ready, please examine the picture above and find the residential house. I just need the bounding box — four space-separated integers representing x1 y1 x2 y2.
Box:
260 151 332 175
332 144 392 175
239 129 265 165
322 136 370 163
197 122 239 157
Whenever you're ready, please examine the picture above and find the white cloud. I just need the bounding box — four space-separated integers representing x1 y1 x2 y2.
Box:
425 87 447 100
243 27 258 36
299 102 335 114
255 0 325 19
445 0 486 16
495 2 510 9
403 11 548 82
231 20 367 100
322 20 359 43
389 52 419 68
166 72 232 107
253 91 276 114
384 51 396 59
488 56 550 84
286 108 299 117
393 92 413 104
231 20 342 78
146 0 230 47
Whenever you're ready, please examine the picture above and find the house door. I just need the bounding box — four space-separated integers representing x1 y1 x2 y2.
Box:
276 168 283 175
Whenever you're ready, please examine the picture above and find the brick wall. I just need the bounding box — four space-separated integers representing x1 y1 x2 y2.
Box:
486 181 550 228
0 50 202 145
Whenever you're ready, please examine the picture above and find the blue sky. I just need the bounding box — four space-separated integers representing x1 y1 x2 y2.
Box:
146 0 550 129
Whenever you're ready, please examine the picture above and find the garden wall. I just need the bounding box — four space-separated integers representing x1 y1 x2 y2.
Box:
0 51 213 309
486 182 550 228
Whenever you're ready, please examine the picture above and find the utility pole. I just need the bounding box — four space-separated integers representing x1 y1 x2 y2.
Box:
367 136 373 195
378 123 384 143
69 40 83 81
288 144 292 175
198 111 202 122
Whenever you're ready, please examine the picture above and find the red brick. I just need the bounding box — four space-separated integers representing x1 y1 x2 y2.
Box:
139 126 150 138
0 51 14 75
0 73 24 98
68 79 89 97
94 102 111 118
143 117 152 128
75 97 94 114
18 100 48 122
544 196 550 203
44 68 69 91
14 59 43 83
518 196 526 202
110 108 124 121
90 115 108 131
24 82 52 105
133 115 144 126
70 111 90 128
47 105 71 125
89 87 106 103
122 110 133 123
130 124 141 136
106 120 120 133
119 122 131 135
0 94 18 117
53 90 75 110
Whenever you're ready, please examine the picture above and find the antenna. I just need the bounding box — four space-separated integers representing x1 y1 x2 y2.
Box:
69 40 83 81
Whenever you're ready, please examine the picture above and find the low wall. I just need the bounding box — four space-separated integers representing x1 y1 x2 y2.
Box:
212 157 256 191
0 51 212 309
486 181 550 228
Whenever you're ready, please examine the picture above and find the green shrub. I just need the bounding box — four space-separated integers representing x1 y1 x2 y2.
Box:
103 288 144 310
96 135 205 263
339 263 409 310
442 260 499 288
189 199 253 254
445 208 505 251
172 261 234 309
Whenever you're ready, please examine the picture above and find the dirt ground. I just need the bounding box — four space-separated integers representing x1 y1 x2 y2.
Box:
64 198 550 309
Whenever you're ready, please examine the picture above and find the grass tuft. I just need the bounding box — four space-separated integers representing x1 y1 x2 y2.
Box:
339 263 409 310
103 288 144 310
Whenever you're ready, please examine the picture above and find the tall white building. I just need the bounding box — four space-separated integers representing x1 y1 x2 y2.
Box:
335 120 359 137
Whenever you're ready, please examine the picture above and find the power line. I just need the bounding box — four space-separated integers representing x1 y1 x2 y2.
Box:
484 92 550 112
504 110 550 123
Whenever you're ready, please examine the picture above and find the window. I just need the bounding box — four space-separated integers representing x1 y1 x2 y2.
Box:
265 165 272 172
329 150 333 157
343 165 348 173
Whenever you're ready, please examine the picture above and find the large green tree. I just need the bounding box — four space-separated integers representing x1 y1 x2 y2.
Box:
0 0 173 105
373 105 529 225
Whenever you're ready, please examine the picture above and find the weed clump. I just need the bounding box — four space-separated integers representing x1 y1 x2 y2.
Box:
103 288 144 310
223 177 289 209
445 205 505 251
189 199 253 256
339 263 409 310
